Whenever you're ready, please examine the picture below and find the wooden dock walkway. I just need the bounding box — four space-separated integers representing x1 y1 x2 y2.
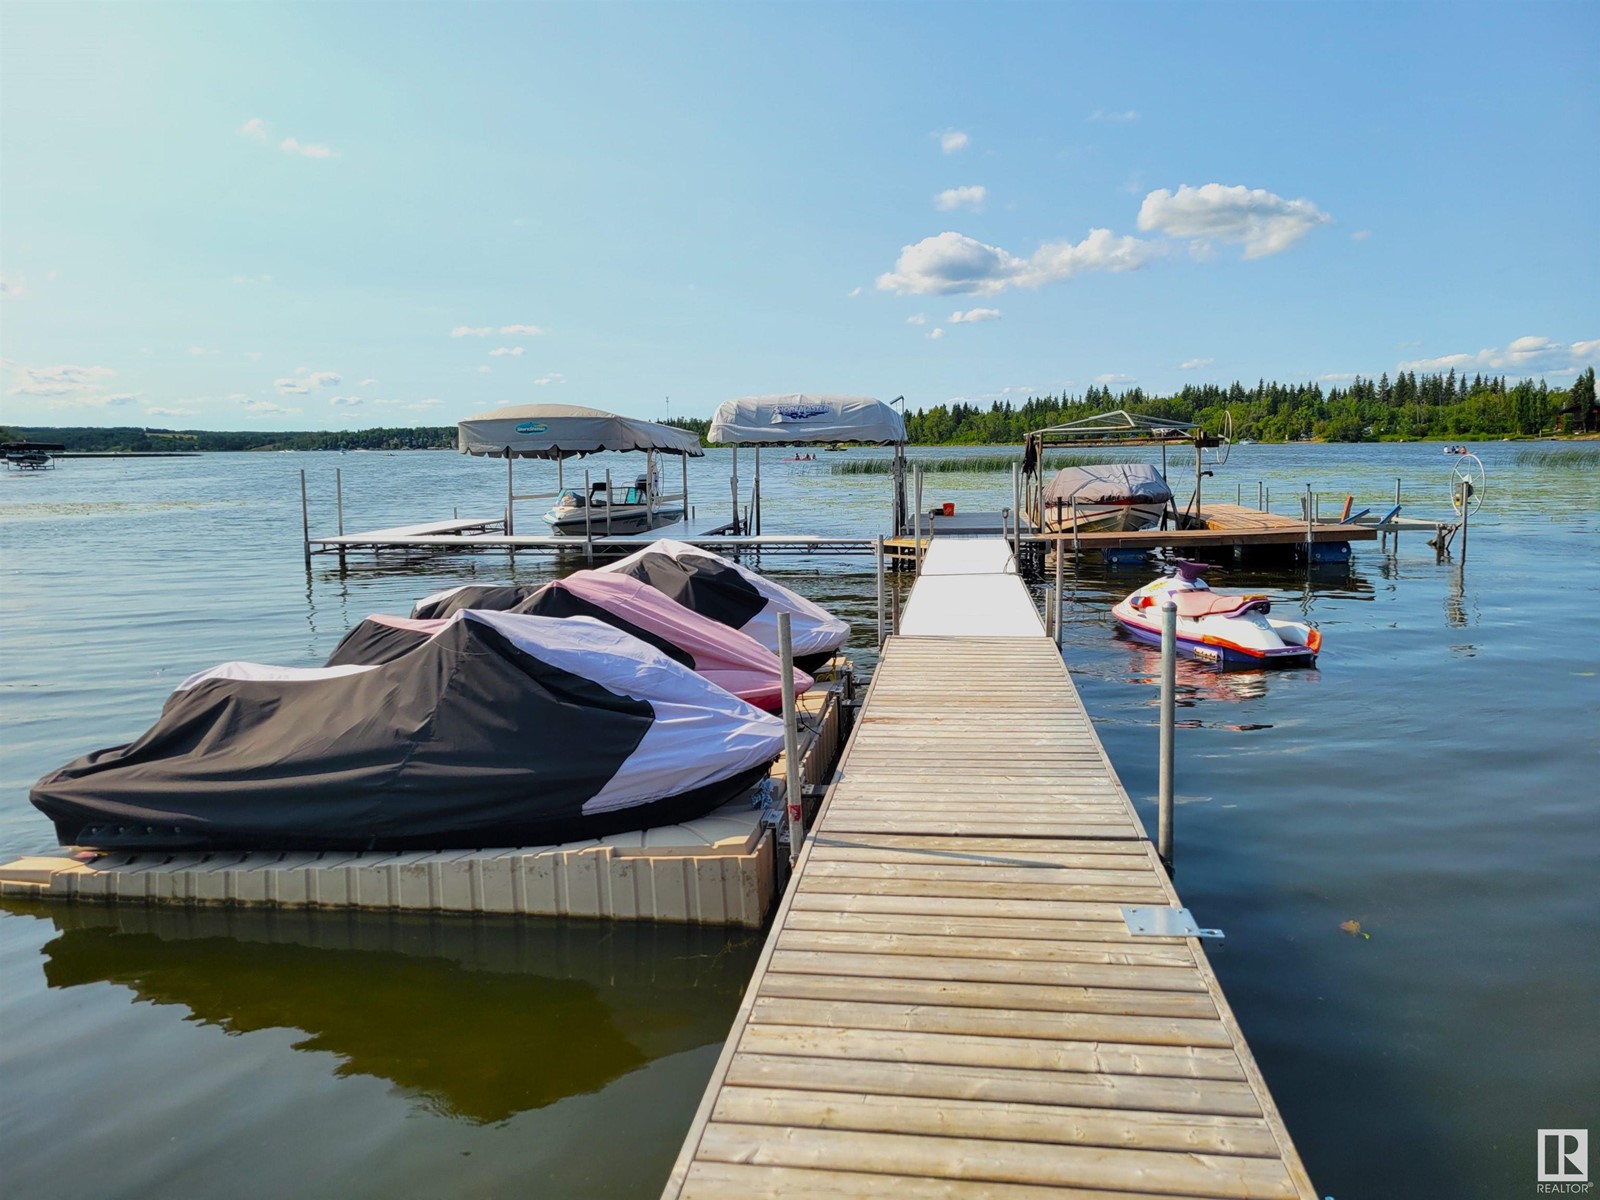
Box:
663 538 1316 1199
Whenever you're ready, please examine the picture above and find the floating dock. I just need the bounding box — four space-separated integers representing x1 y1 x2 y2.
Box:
0 682 847 929
662 536 1316 1199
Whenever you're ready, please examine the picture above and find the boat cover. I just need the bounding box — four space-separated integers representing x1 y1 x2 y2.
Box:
333 573 813 710
707 395 906 445
411 584 539 620
597 540 849 670
457 404 703 459
1043 463 1173 505
31 613 784 851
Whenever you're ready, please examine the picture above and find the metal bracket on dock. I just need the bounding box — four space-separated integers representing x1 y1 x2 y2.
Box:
1121 905 1224 939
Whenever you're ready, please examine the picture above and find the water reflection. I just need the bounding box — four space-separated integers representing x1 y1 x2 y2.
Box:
7 901 758 1125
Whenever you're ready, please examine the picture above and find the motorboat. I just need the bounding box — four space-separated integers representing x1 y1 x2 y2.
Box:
1040 464 1173 532
3 442 63 470
542 473 684 535
1112 561 1320 668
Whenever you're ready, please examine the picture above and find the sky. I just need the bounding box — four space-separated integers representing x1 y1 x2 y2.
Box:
1 1 1596 430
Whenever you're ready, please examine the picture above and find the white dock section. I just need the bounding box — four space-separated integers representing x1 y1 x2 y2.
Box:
0 685 846 929
664 538 1316 1199
898 537 1042 638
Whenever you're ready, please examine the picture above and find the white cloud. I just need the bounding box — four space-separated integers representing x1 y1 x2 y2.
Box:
498 324 543 336
949 307 1001 324
478 366 492 374
1318 372 1358 384
451 326 492 337
329 396 363 406
188 346 219 356
877 229 1156 296
146 406 198 418
488 346 525 357
906 314 928 326
935 185 987 212
928 328 945 340
279 136 334 159
238 117 269 141
1351 230 1371 241
1137 183 1333 259
1179 357 1214 370
847 286 863 298
534 373 565 386
241 398 301 418
360 378 378 387
1095 373 1134 385
6 364 117 397
1398 336 1600 375
939 129 969 154
274 369 339 395
1089 109 1139 122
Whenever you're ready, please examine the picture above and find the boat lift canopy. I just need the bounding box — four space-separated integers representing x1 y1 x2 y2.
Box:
707 395 908 536
457 405 701 537
708 395 906 446
457 404 703 460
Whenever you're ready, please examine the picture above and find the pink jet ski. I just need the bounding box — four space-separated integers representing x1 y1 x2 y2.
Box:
1112 561 1321 668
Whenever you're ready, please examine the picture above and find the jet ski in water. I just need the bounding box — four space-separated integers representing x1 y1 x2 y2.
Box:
31 614 786 851
1112 561 1321 668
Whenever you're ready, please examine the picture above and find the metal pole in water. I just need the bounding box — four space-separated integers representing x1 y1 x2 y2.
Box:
506 451 515 535
1072 498 1080 559
875 535 885 648
1458 480 1468 562
584 469 593 563
1304 484 1313 563
1394 476 1402 553
1012 464 1022 564
778 612 804 867
1236 482 1241 506
1158 598 1177 870
1053 529 1065 647
914 465 924 573
335 467 346 570
605 468 613 538
299 468 311 571
1257 480 1263 511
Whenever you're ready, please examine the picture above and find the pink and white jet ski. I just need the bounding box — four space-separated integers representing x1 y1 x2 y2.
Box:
1112 561 1321 668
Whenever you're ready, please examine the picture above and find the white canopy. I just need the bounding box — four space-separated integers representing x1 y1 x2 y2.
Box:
457 404 704 460
708 394 906 446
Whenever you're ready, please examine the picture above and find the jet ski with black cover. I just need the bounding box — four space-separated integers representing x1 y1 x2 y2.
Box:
32 614 786 851
597 540 849 671
329 571 813 711
1112 561 1321 668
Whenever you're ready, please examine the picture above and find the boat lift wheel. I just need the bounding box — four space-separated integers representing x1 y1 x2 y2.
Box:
1448 453 1485 517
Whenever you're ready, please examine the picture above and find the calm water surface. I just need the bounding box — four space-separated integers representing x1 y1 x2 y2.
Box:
1 445 1596 1199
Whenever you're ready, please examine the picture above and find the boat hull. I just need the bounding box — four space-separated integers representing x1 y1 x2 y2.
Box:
1042 500 1167 533
542 506 686 536
1114 610 1317 668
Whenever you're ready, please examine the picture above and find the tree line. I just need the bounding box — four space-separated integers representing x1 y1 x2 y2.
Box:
0 425 458 452
906 368 1595 444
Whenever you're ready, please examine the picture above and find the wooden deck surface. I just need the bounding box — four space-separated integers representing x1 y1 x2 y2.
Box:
663 548 1315 1198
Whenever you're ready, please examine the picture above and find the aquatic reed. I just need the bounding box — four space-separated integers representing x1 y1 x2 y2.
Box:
1513 447 1599 469
829 452 1124 475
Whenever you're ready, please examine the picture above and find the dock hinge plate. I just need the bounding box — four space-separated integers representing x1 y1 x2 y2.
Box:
1121 905 1224 939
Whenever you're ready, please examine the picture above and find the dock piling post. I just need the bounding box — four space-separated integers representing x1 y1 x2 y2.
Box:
335 467 346 570
605 468 613 538
1303 484 1313 562
1458 480 1469 562
875 535 886 648
584 469 593 563
913 465 924 574
1072 499 1080 558
1394 477 1402 553
299 469 311 571
1158 598 1177 869
505 451 515 535
778 612 804 867
1257 481 1263 511
1053 530 1065 646
1011 464 1022 565
1236 483 1241 506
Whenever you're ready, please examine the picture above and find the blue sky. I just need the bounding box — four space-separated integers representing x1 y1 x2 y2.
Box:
2 1 1596 429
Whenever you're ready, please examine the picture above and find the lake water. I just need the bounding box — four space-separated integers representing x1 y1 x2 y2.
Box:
1 443 1596 1199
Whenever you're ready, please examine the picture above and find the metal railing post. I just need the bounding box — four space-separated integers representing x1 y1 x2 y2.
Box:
1011 463 1022 564
913 465 924 575
1053 529 1065 647
605 468 612 538
1158 598 1177 869
778 612 804 867
584 468 593 563
299 468 311 570
875 535 886 648
335 467 346 570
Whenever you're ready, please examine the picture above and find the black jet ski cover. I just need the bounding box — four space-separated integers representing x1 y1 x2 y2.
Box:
597 539 849 670
32 613 786 851
410 584 539 620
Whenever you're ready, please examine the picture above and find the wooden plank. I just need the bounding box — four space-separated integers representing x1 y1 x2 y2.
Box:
735 1023 1246 1080
759 972 1219 1019
791 892 1142 921
768 949 1205 993
720 1054 1262 1116
749 996 1234 1047
714 1086 1281 1155
694 1124 1300 1199
681 1161 1236 1200
796 876 1167 902
776 928 1197 967
783 908 1185 944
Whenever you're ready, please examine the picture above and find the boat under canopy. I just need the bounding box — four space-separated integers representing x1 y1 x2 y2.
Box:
457 404 701 536
598 540 849 671
334 572 814 711
1041 464 1173 532
32 612 785 851
707 395 906 446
